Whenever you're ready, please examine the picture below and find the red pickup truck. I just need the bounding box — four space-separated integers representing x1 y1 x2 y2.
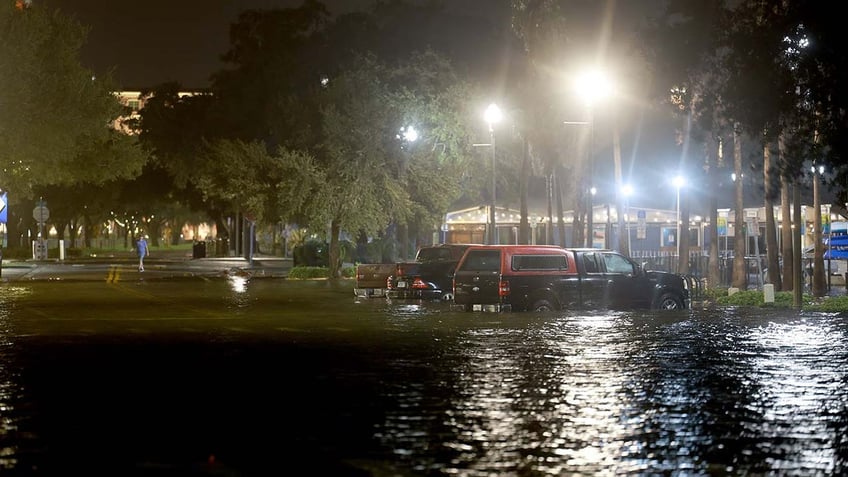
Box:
452 245 690 312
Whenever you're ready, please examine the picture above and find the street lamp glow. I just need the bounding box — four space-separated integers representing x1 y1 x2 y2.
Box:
574 69 613 106
401 125 418 143
484 103 503 128
621 184 633 197
672 175 685 189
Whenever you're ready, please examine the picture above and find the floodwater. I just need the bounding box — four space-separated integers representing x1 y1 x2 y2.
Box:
0 277 846 476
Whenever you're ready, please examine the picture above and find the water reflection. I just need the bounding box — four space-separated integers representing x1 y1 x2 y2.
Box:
0 286 31 471
374 308 848 475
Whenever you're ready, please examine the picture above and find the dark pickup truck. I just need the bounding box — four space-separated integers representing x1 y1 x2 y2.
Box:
386 244 475 300
452 245 690 312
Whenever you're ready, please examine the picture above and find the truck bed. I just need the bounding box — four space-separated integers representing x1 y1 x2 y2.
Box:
354 263 396 297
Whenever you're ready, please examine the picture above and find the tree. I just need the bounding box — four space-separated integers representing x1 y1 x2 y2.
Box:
0 3 147 195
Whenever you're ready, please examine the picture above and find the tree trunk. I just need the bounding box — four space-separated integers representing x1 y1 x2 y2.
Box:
555 164 566 246
792 183 803 307
732 127 747 289
779 135 794 291
780 177 794 290
678 182 690 275
546 173 554 245
398 222 408 260
707 136 721 289
519 137 530 245
763 141 781 289
83 214 94 249
613 118 627 256
328 219 342 278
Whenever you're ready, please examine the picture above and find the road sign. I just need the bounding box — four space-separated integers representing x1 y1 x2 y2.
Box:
0 192 6 224
33 204 49 223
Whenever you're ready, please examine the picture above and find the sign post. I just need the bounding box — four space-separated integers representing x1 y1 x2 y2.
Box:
32 200 49 260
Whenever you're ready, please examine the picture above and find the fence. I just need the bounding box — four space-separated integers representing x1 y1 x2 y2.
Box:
632 250 825 293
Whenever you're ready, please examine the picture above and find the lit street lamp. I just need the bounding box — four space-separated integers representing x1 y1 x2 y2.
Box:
484 103 502 245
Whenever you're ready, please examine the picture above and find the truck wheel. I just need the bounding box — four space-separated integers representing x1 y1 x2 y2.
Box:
531 299 556 312
655 293 683 310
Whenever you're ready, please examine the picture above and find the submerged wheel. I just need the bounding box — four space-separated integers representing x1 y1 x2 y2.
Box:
531 299 556 312
441 292 454 301
656 293 684 310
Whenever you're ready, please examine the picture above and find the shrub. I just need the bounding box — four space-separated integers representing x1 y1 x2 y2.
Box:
716 290 765 307
293 239 328 267
714 289 815 308
1 247 31 260
288 266 355 279
806 295 848 312
287 266 329 279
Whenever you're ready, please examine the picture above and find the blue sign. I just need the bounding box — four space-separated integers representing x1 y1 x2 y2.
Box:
0 192 7 224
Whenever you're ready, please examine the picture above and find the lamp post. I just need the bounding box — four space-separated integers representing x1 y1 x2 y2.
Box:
396 125 418 258
484 103 502 245
573 69 613 248
811 164 826 296
622 184 633 257
673 175 685 260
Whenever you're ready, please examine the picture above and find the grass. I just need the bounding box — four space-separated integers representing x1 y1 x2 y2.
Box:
708 288 848 312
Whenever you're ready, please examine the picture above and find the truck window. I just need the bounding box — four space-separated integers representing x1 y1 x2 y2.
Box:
417 248 453 261
582 252 601 273
602 253 635 274
512 254 567 271
460 250 500 272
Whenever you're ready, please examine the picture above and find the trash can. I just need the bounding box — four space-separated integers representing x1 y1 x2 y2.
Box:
192 241 206 259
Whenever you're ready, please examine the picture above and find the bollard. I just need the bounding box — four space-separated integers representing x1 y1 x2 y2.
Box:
728 287 739 296
763 284 775 303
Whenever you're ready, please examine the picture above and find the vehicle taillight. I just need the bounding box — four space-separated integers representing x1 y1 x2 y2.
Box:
499 279 510 296
411 277 427 289
386 276 393 289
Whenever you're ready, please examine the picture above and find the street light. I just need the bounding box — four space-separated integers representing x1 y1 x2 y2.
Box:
673 175 685 258
484 103 502 245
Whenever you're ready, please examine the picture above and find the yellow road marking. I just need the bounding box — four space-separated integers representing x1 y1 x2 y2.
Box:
107 265 120 283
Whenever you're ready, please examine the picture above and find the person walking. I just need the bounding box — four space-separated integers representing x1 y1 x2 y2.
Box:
137 235 149 272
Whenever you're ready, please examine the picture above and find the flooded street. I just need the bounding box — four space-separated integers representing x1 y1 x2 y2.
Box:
0 278 846 475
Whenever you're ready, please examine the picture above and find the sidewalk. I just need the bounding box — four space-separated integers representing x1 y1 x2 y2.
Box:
0 252 293 282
